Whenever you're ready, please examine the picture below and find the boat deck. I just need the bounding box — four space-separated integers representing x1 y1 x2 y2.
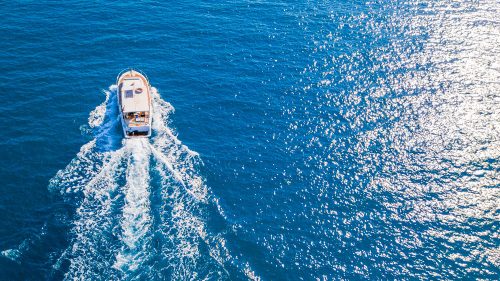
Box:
117 69 153 138
118 70 151 114
123 112 150 126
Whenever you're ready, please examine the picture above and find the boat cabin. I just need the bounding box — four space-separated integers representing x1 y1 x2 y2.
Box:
117 70 152 138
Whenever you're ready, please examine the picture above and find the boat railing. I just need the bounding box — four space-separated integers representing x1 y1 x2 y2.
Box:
116 68 151 87
135 68 150 85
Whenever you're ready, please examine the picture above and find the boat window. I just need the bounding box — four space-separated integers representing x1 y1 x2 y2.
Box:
125 90 133 98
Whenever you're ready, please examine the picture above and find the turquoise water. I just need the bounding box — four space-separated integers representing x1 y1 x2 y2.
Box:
0 0 499 280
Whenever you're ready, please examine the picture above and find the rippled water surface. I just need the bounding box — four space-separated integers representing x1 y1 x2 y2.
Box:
0 0 498 280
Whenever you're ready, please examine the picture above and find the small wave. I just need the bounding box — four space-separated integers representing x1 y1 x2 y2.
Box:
1 223 48 264
1 249 22 263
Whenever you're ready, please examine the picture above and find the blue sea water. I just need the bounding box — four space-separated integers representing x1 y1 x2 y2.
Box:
0 0 499 280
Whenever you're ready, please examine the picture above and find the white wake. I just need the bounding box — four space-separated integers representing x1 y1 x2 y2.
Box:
48 86 258 280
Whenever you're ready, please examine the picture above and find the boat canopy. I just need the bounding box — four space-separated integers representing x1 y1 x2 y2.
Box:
120 78 150 113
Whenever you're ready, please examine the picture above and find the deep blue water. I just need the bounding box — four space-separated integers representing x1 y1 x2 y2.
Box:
0 0 499 280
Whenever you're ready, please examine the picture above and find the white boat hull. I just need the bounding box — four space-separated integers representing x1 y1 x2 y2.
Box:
116 69 153 138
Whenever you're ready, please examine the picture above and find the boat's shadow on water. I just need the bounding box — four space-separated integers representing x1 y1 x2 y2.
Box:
91 86 124 153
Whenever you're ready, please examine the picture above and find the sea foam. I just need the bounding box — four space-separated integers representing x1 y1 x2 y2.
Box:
48 85 259 280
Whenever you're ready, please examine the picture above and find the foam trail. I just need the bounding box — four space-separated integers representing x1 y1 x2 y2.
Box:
114 138 152 274
49 86 127 279
148 88 261 280
149 88 224 279
150 88 207 202
62 146 126 280
49 85 260 280
88 86 114 128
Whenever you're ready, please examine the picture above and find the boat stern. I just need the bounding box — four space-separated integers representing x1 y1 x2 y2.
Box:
123 125 152 138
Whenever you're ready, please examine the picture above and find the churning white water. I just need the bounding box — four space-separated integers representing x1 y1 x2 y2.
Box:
48 86 259 280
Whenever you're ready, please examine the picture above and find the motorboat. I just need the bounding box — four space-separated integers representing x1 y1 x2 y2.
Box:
116 69 153 138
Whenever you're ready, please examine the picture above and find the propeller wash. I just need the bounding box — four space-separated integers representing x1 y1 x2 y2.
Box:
48 85 259 280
